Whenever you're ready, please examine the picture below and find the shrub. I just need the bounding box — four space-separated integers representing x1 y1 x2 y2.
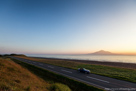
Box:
50 83 71 91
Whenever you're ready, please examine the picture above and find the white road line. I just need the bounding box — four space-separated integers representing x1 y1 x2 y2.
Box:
61 69 72 73
86 76 109 83
48 66 54 68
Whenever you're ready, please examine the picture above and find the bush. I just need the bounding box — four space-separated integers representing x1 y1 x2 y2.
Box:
50 83 71 91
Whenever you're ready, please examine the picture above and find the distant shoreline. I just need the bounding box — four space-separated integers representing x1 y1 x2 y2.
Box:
32 56 136 69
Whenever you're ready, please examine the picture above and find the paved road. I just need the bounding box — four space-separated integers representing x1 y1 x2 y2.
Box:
11 57 136 91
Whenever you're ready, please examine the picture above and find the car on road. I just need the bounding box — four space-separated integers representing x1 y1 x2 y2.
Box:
78 68 90 74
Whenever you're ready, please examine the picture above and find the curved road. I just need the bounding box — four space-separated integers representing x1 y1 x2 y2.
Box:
11 57 136 91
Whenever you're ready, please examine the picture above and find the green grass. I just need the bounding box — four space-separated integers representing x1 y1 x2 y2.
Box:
16 56 136 83
77 64 136 82
11 58 104 91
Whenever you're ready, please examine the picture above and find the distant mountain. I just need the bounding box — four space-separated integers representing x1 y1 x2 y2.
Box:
88 50 114 55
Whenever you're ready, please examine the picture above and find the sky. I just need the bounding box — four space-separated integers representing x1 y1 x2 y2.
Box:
0 0 136 55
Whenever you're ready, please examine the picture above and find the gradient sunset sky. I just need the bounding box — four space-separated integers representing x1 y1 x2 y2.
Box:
0 0 136 54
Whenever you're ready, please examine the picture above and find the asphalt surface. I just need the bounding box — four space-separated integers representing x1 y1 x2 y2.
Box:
11 57 136 91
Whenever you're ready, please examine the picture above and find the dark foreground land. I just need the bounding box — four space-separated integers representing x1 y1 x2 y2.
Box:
11 57 103 91
11 56 136 91
13 56 136 83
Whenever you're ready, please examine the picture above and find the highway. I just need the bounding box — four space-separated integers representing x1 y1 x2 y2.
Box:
11 57 136 91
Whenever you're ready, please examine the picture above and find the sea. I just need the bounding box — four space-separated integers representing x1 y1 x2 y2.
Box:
26 54 136 64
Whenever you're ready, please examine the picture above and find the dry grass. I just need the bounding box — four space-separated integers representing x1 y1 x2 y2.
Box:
0 57 50 91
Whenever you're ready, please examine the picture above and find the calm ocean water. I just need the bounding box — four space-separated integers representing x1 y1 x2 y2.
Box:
26 54 136 64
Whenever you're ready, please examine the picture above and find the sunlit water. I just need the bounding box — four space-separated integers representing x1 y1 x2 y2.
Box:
26 54 136 64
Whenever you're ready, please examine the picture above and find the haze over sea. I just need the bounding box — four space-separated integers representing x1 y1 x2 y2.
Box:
27 54 136 64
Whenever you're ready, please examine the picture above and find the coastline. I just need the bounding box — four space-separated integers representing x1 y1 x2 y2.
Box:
33 57 136 69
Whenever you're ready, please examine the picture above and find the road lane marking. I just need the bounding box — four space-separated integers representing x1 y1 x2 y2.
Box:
61 69 72 73
48 66 54 68
86 76 109 83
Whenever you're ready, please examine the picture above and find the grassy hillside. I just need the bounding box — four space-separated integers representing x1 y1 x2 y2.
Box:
16 56 136 83
0 57 49 91
0 57 71 91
